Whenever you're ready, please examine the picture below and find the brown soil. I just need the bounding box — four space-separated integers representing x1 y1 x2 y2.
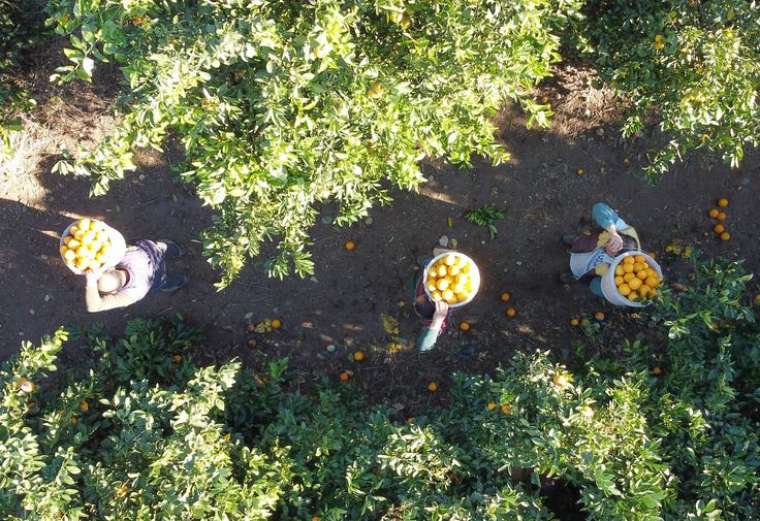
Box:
2 58 759 414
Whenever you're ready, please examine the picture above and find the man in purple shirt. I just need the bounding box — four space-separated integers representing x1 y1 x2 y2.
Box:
84 240 188 312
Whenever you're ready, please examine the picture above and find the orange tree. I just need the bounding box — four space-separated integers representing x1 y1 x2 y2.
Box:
580 0 760 176
2 255 759 519
47 0 579 286
0 0 41 159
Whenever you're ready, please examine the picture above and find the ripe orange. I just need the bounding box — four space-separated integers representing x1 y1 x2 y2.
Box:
459 321 471 332
713 224 725 235
79 401 89 413
716 211 727 222
645 276 659 288
717 198 729 208
353 351 365 362
427 382 438 392
570 318 580 326
623 256 635 265
339 372 350 382
500 291 511 303
501 403 512 415
552 373 570 388
344 240 356 251
708 208 719 219
486 401 497 411
720 231 731 241
652 367 662 376
615 266 624 276
271 319 282 329
628 278 642 291
18 378 34 393
623 263 634 274
614 276 624 286
576 168 585 176
623 272 635 282
594 311 605 321
618 284 631 296
505 307 517 318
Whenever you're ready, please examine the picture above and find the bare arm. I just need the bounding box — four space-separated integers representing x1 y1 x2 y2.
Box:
85 273 142 313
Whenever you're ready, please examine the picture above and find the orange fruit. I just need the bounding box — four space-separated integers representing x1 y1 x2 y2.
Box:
720 231 730 241
618 284 631 296
623 256 635 265
639 286 650 298
632 262 645 273
353 351 365 362
486 401 497 411
435 265 447 278
594 311 605 321
576 168 585 176
717 198 729 208
436 278 450 291
427 282 437 292
505 307 517 318
623 272 635 282
713 224 725 235
344 240 356 251
652 367 662 376
427 382 438 392
500 291 511 303
635 255 646 263
628 292 639 301
570 318 580 326
614 276 624 286
64 249 77 262
271 319 282 329
79 401 89 413
444 255 457 266
645 276 659 288
629 278 642 290
636 270 648 281
339 372 350 382
623 263 634 274
708 208 719 219
615 266 624 276
18 378 34 393
716 211 727 222
442 289 456 303
501 403 512 415
459 321 471 332
431 290 443 301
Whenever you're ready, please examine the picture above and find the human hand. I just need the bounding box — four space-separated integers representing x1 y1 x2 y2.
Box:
605 229 624 256
431 300 449 328
85 270 100 286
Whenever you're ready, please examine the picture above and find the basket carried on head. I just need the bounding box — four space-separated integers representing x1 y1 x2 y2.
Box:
422 251 481 308
601 251 663 308
59 219 127 275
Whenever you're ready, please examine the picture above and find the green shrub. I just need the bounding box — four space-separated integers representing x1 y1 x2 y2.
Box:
47 0 580 285
0 0 42 159
2 256 759 519
581 0 760 176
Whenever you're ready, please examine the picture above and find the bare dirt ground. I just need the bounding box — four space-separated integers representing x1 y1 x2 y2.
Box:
2 55 759 412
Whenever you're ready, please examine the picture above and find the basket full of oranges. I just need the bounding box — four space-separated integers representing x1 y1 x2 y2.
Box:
422 252 480 308
601 252 663 307
59 218 127 275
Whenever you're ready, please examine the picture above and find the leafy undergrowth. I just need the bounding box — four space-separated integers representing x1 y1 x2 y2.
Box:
1 257 759 520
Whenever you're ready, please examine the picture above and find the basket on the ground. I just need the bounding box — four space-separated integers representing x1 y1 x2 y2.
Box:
601 251 663 308
422 252 481 308
59 219 127 275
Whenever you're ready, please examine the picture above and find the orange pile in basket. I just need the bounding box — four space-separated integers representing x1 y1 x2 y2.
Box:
613 255 661 302
425 254 478 305
60 218 113 273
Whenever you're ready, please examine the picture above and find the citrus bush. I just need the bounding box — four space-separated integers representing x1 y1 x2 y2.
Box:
2 257 759 519
581 0 760 176
0 0 41 159
47 0 580 285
